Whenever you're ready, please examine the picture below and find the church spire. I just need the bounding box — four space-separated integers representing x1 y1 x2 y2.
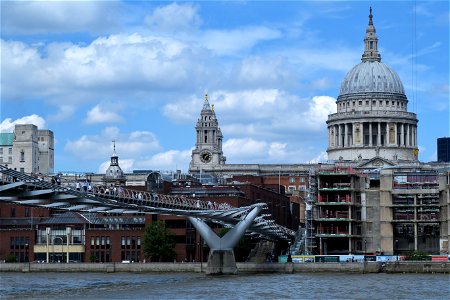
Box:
110 140 118 166
361 6 381 62
202 92 211 110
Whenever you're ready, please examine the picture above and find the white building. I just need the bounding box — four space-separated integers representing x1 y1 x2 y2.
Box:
326 8 419 163
0 124 54 174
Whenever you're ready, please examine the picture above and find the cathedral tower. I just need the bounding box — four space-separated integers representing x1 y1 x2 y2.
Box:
189 93 226 173
326 8 419 163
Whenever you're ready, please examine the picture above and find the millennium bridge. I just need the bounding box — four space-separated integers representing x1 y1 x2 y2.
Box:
0 165 295 274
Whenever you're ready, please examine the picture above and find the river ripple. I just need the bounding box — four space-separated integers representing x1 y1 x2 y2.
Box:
0 272 449 299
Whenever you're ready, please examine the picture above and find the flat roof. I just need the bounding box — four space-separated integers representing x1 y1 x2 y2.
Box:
0 133 14 146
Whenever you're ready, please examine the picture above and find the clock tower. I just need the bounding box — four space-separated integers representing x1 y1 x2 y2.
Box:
189 93 226 173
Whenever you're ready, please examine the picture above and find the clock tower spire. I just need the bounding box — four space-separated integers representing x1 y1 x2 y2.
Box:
189 93 226 173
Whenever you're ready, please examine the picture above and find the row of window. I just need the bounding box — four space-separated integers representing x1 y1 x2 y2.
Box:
7 207 31 218
338 100 404 110
0 156 13 163
289 177 306 183
121 236 141 249
0 148 13 155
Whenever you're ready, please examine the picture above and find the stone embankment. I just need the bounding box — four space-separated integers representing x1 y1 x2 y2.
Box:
0 262 448 274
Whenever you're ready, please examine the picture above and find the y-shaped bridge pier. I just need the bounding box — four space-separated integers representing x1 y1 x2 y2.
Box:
0 166 294 274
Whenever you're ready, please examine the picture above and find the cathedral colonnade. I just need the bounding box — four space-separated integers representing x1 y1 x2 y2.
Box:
328 121 417 149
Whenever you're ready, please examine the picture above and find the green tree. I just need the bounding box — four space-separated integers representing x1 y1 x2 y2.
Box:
6 255 17 263
143 221 177 262
404 250 431 261
88 253 97 263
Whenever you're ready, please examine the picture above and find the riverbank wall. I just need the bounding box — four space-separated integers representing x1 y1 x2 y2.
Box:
1 261 448 274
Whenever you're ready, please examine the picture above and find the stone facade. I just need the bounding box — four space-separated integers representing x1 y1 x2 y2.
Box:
0 124 54 174
189 93 226 173
326 8 418 162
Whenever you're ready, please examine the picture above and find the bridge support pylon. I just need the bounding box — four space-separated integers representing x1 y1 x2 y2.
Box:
188 205 262 275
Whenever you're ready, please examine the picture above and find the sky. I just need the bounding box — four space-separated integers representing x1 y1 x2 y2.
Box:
1 1 449 174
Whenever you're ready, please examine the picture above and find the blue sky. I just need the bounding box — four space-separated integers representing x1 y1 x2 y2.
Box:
1 1 448 173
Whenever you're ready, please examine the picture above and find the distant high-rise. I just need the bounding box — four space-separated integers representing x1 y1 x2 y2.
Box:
437 137 450 162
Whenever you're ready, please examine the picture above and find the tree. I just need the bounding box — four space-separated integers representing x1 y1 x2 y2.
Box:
404 250 430 261
88 253 97 263
143 221 177 262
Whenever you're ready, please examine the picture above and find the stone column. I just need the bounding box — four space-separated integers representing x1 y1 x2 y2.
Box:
414 126 417 147
400 123 404 146
394 122 398 146
337 124 341 147
335 125 338 147
377 122 381 146
369 122 373 146
344 123 348 147
386 123 389 145
406 124 410 147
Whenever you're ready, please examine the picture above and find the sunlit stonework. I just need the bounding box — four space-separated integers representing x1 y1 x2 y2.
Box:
326 8 419 163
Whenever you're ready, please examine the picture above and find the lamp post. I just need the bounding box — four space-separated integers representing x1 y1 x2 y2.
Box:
395 239 399 260
25 243 29 263
46 227 50 263
287 241 292 263
66 227 71 263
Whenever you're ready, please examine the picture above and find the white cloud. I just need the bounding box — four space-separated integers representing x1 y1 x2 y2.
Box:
301 96 337 131
48 105 76 122
202 26 282 56
98 149 192 173
1 1 121 35
144 3 201 33
65 126 161 160
85 105 123 124
0 115 46 132
309 151 328 163
223 138 269 159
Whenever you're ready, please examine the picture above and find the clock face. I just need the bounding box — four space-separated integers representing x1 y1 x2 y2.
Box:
200 151 212 163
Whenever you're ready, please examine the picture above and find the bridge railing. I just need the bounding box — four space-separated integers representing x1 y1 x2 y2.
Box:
0 166 294 240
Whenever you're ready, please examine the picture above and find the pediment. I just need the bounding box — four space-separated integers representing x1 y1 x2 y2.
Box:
357 156 395 168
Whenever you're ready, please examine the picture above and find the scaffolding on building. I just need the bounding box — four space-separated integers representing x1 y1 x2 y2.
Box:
304 167 317 254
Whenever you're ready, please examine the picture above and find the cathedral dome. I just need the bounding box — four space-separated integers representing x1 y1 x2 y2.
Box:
339 61 405 95
105 164 124 179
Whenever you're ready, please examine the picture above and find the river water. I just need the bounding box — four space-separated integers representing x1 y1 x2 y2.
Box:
0 272 448 299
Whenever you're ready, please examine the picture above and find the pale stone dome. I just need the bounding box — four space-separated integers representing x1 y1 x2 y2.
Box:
340 61 405 95
105 163 124 179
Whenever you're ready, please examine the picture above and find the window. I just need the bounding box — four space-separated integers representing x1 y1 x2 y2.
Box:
25 208 30 217
369 41 373 49
8 148 12 155
358 101 362 106
288 186 296 193
372 100 376 106
11 208 16 217
366 101 369 106
289 177 296 183
20 150 25 162
0 148 3 154
300 177 305 183
20 168 25 173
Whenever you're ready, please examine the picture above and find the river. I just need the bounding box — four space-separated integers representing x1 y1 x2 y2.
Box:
0 272 448 299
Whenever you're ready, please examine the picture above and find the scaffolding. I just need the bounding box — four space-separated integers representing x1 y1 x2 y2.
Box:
304 167 317 254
